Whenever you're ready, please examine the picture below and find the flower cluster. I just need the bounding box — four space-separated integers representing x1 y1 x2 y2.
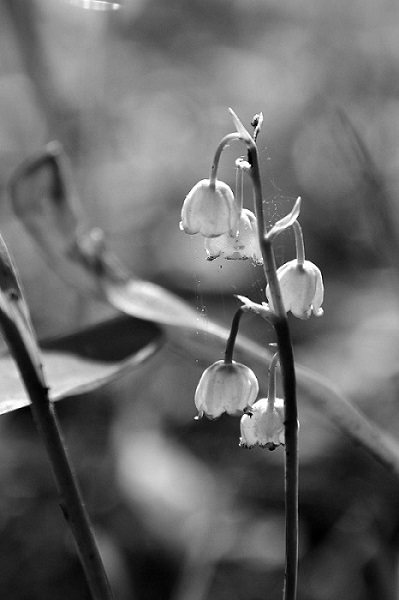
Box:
180 164 262 264
181 109 324 451
194 353 286 451
204 208 263 264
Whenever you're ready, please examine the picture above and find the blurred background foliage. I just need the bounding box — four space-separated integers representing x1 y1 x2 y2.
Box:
0 0 399 598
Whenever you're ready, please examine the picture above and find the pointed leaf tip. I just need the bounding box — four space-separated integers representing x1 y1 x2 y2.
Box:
266 196 302 241
228 108 252 143
235 294 252 307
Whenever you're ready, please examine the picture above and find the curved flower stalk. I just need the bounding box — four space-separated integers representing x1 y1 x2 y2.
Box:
240 353 285 450
204 163 262 263
266 219 324 319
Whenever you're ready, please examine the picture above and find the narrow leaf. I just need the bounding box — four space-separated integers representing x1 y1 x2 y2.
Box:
0 315 163 414
266 197 301 241
228 108 253 143
8 142 102 297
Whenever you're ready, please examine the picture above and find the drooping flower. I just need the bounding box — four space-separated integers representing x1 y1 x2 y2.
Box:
195 359 259 420
180 179 239 238
266 259 324 319
239 396 285 450
204 208 263 265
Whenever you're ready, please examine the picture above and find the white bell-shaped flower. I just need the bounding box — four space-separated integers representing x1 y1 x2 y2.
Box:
266 259 324 319
204 209 263 264
180 179 239 238
240 396 285 450
195 359 259 420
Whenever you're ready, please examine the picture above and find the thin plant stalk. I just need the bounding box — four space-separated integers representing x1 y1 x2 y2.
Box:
224 307 244 364
0 310 114 600
292 221 305 267
267 352 279 404
221 112 299 598
246 136 299 600
0 241 113 600
210 133 241 185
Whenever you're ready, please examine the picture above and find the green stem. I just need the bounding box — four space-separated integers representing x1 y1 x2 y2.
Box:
246 141 286 318
210 133 241 185
267 352 279 407
235 164 244 214
224 308 244 364
0 308 114 600
292 221 305 266
274 319 298 600
246 139 298 600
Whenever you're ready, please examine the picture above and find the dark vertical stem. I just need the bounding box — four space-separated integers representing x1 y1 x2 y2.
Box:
0 310 114 600
274 319 298 600
247 137 299 600
224 308 244 363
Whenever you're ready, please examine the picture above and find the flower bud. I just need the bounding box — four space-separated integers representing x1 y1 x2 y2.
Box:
180 179 239 238
195 359 259 420
266 259 324 319
239 397 285 450
204 209 263 264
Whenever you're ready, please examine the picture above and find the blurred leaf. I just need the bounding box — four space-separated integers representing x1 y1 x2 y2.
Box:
0 234 44 383
8 142 101 297
299 501 382 600
0 315 163 414
8 143 399 478
335 110 399 269
8 142 201 326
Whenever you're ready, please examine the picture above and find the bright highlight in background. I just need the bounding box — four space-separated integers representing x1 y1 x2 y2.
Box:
70 0 121 10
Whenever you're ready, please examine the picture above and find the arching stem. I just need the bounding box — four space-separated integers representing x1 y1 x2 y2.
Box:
224 307 245 364
209 133 241 186
292 221 305 266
